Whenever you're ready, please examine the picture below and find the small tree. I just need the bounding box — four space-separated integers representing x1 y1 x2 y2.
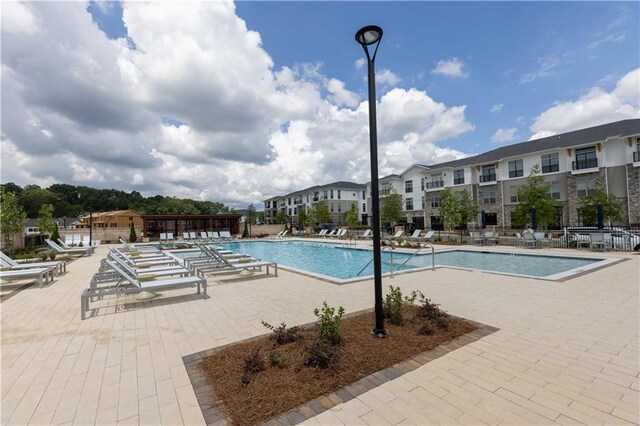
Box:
580 188 624 225
129 222 137 242
512 164 559 229
459 189 478 229
381 189 404 231
0 191 27 253
314 201 332 224
242 220 249 238
274 210 287 224
36 204 56 237
345 203 360 238
51 222 61 243
297 206 308 232
439 188 461 241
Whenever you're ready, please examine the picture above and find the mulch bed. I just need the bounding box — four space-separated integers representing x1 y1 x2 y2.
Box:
200 305 478 426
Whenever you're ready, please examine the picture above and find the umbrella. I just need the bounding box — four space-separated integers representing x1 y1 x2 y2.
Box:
597 202 604 229
481 210 486 229
530 206 538 231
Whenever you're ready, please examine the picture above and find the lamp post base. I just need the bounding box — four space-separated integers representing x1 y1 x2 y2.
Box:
371 328 388 338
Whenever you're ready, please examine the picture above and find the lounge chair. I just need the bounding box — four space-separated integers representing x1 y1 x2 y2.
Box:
389 231 404 239
470 232 485 245
316 229 328 237
219 231 235 240
485 232 500 245
187 243 278 276
81 259 207 320
189 232 197 240
200 231 209 241
46 239 93 255
330 229 347 238
1 251 66 276
96 251 192 283
208 231 221 241
280 230 289 239
589 233 609 251
59 238 95 253
534 232 550 249
1 268 54 288
323 230 337 238
406 229 423 241
421 230 435 243
359 229 372 239
182 232 191 241
523 232 539 249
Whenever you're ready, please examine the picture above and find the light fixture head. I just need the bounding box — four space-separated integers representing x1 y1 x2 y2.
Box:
355 25 383 46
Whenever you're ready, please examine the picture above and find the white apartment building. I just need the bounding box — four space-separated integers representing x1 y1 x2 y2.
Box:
265 119 640 230
263 181 367 225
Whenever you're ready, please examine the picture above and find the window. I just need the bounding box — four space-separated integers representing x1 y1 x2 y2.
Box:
306 195 309 203
431 193 440 208
330 190 334 199
420 177 425 191
453 169 465 185
288 208 292 215
548 181 561 199
337 204 341 212
509 185 519 203
330 204 334 212
265 201 270 208
541 153 559 173
576 176 597 197
485 213 498 226
405 180 413 193
362 203 366 213
426 172 444 189
294 207 297 215
288 198 291 205
573 147 597 170
405 198 414 210
483 190 496 204
362 191 366 200
480 165 496 182
634 138 640 162
430 216 443 231
421 195 425 209
508 159 523 178
337 190 341 200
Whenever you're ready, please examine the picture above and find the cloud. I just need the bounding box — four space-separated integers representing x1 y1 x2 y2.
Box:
490 128 517 143
490 104 504 113
354 58 366 69
587 33 626 49
520 53 571 84
530 68 640 139
431 58 468 78
1 1 475 207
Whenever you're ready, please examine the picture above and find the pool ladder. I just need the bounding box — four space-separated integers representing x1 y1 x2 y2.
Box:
356 244 435 277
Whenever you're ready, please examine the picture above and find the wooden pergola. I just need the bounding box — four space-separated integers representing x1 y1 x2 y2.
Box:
141 214 241 239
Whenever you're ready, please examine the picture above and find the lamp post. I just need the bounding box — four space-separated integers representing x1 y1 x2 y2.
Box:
355 25 387 338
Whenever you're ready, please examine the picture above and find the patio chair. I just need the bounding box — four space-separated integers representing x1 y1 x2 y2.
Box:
0 251 66 276
406 229 423 241
182 232 191 241
523 232 539 249
603 233 613 251
199 231 209 241
1 268 54 288
515 233 523 247
470 232 485 245
359 229 372 239
81 259 207 320
390 231 404 239
323 230 337 238
188 244 278 276
534 232 551 249
485 232 500 245
421 230 435 243
589 233 607 251
316 229 328 237
189 232 197 240
280 230 289 239
46 239 93 256
219 231 235 240
208 231 221 240
575 233 591 250
159 233 167 242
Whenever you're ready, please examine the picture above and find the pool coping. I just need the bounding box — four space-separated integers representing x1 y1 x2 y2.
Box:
172 241 625 284
182 308 499 425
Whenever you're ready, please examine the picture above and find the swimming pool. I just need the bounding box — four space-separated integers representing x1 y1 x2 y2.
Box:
172 241 611 282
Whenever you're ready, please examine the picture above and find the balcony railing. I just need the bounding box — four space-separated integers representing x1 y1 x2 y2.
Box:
572 158 598 170
312 196 319 202
453 178 464 185
542 164 559 173
479 174 496 183
425 180 444 189
634 151 640 162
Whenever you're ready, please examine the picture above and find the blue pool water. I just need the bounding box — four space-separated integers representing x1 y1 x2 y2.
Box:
172 241 601 280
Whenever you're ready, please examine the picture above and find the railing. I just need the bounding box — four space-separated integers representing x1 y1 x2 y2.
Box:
634 151 640 162
508 170 523 178
479 174 496 183
397 244 435 272
453 178 464 185
542 165 559 173
572 158 598 170
356 246 394 277
425 181 444 189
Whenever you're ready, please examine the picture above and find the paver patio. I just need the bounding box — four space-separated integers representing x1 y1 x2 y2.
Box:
1 242 638 425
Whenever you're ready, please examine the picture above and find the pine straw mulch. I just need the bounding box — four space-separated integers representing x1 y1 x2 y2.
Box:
200 305 478 426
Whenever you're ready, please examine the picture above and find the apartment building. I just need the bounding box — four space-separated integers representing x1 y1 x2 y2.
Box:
265 119 640 230
263 181 367 225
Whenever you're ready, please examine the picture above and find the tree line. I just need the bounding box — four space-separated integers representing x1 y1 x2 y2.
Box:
0 182 231 218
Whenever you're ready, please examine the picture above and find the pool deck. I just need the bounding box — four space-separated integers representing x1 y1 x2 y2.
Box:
1 241 638 425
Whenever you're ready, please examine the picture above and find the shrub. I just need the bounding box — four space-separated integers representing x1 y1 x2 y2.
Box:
242 221 249 238
78 241 83 247
261 321 301 345
129 223 137 243
50 223 61 244
314 302 345 346
414 291 450 329
305 338 341 369
268 352 286 368
418 324 435 335
39 251 49 261
382 286 418 325
241 347 265 386
48 251 57 260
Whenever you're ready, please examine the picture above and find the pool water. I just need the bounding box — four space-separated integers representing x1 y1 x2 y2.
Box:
172 241 602 281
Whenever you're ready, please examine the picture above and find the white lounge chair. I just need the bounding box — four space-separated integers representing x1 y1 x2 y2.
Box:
46 239 93 255
208 231 221 240
219 231 235 240
470 232 485 245
0 267 54 288
1 251 66 276
389 231 404 239
81 259 207 320
523 232 539 248
359 229 372 239
200 231 209 241
406 229 423 240
188 244 278 276
316 229 328 237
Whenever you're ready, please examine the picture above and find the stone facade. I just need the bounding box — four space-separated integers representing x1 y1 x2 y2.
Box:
566 169 606 226
477 183 503 227
627 164 640 224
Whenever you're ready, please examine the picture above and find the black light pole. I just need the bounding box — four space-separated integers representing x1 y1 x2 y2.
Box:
356 25 387 338
89 211 93 247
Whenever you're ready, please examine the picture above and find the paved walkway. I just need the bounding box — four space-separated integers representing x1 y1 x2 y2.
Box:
1 243 638 425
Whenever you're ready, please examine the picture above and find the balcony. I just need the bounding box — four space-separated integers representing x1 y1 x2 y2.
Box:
572 158 598 170
634 151 640 162
453 178 464 185
425 180 444 189
312 196 319 202
479 174 496 183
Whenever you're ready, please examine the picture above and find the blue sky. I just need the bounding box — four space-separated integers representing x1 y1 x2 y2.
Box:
2 1 638 207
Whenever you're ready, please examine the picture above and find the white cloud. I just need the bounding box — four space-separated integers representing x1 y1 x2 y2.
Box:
431 58 468 79
530 68 640 139
1 2 42 36
1 1 475 207
520 53 572 84
354 58 366 69
490 104 504 113
490 128 518 143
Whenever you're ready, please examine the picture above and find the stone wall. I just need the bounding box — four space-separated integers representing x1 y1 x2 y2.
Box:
566 169 606 226
627 164 640 224
477 183 503 226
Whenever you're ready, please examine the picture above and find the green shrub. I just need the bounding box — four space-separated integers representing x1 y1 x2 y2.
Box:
241 347 265 386
242 221 249 238
268 352 286 368
48 251 57 260
129 223 137 242
39 251 49 261
261 321 301 345
305 338 341 369
78 241 83 247
414 291 450 329
383 286 418 325
418 324 435 335
314 302 345 346
50 223 61 243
